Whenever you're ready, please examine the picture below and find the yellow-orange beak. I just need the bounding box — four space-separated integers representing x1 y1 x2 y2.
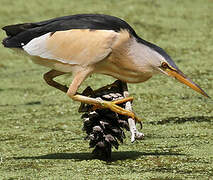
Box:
165 68 209 98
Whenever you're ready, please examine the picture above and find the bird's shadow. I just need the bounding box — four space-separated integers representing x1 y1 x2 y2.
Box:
13 116 211 162
13 151 184 162
149 116 213 125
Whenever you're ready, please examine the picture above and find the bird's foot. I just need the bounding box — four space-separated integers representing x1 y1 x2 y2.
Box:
93 97 141 122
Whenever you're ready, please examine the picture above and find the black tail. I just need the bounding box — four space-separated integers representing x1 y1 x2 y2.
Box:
2 23 36 36
2 23 37 48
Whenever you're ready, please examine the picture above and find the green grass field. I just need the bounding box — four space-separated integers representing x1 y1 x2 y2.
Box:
0 0 212 179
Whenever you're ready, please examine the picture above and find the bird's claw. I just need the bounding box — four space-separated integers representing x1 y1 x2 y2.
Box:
92 97 141 122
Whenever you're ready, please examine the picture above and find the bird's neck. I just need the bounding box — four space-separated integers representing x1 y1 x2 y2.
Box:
128 37 162 75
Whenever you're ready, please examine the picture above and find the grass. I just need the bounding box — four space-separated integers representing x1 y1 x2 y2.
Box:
0 0 213 179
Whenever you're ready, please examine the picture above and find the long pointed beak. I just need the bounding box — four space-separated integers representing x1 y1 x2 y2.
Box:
165 68 210 98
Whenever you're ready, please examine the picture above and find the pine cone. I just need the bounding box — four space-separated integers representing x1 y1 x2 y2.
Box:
79 80 131 161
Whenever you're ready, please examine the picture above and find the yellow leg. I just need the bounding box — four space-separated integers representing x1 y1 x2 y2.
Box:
43 67 140 121
72 94 138 120
43 70 68 93
102 97 135 117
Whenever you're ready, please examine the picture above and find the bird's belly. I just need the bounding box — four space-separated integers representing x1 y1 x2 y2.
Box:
95 61 152 83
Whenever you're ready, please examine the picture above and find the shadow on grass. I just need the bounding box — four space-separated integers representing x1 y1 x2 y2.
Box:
25 101 41 105
0 101 41 107
149 116 213 125
13 151 184 162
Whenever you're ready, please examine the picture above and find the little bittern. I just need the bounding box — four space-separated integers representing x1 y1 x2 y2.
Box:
2 14 209 120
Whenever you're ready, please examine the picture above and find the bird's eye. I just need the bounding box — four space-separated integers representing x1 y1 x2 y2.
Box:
161 62 168 69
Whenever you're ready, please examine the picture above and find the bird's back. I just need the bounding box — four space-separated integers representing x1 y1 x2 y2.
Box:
2 14 137 48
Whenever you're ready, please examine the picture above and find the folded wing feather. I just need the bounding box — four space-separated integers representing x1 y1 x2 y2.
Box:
23 29 118 67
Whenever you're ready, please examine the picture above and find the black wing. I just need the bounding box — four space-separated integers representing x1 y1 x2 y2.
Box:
2 14 137 48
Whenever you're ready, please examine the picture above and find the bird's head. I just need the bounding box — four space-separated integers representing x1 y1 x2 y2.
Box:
138 38 210 98
155 56 209 98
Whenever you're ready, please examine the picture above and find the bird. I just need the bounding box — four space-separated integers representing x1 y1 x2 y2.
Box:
2 14 209 121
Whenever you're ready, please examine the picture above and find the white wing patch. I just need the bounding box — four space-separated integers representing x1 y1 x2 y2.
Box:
23 29 118 66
